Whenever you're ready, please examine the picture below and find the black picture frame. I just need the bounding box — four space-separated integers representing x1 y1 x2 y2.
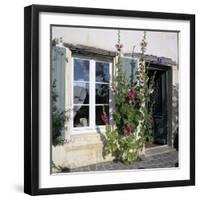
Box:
24 4 195 196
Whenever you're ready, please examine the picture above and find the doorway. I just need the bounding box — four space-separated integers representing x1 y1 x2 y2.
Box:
148 64 172 146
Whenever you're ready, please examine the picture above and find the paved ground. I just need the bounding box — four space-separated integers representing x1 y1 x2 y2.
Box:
63 150 178 173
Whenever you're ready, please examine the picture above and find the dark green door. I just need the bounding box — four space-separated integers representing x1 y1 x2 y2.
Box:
149 69 168 145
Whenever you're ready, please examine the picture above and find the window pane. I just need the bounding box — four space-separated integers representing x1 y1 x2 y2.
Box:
73 106 89 127
74 59 89 81
73 82 89 104
96 106 109 125
121 57 137 85
96 84 109 104
96 62 109 83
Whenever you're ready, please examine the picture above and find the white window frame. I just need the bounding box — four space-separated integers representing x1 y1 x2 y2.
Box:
71 56 112 134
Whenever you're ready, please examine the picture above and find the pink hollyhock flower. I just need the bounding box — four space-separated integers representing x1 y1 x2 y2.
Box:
128 88 137 104
140 40 147 52
140 41 147 48
115 43 123 52
124 126 133 136
101 112 109 125
150 115 154 124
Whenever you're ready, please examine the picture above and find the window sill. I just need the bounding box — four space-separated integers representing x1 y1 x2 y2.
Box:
71 126 106 135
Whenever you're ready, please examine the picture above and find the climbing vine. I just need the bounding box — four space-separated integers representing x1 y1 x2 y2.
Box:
52 80 69 146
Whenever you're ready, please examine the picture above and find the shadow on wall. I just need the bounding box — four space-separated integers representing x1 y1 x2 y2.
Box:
172 83 178 150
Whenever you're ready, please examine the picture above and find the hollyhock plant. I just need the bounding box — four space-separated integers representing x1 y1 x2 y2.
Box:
124 126 133 136
128 88 137 104
103 31 154 164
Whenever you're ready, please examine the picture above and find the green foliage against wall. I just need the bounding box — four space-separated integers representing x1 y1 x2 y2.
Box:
52 80 67 146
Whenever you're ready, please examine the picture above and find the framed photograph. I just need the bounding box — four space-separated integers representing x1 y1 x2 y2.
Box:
24 4 195 195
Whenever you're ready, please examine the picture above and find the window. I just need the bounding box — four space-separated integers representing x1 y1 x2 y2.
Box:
72 57 112 132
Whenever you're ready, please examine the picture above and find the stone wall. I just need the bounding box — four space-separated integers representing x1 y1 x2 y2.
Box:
52 133 113 172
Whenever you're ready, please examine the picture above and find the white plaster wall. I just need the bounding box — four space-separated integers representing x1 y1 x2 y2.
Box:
53 27 178 63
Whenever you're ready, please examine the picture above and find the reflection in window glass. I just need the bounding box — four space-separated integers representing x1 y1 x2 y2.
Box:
73 106 89 127
96 84 109 104
74 59 89 81
96 105 109 125
96 62 109 83
73 82 89 104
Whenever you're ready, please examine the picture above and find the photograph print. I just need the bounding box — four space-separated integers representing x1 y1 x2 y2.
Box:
51 26 179 174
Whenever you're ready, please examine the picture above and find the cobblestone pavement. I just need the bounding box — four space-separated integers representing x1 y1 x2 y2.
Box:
65 150 178 173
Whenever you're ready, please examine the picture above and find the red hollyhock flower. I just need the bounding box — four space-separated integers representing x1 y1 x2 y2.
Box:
128 88 137 104
124 126 133 136
101 112 109 125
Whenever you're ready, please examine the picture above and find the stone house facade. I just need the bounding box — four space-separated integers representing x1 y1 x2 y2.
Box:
52 42 178 171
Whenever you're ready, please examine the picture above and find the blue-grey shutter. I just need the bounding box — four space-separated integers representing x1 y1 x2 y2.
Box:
52 46 66 112
52 46 67 140
120 57 137 85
